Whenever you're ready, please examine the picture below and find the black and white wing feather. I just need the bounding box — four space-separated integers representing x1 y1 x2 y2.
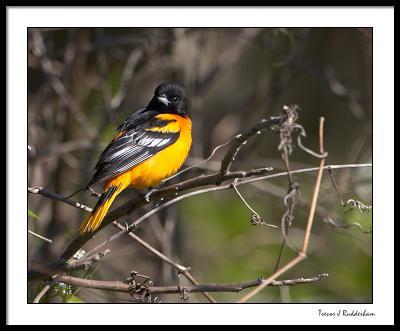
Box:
87 110 178 186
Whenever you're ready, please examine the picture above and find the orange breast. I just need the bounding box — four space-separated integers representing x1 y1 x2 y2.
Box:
111 114 192 189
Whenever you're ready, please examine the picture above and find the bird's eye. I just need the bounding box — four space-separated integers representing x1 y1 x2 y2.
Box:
172 96 179 103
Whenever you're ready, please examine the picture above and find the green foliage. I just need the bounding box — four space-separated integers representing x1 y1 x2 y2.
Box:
28 209 39 220
53 282 86 303
64 295 86 303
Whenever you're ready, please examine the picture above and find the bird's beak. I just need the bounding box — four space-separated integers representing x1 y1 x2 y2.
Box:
157 95 170 106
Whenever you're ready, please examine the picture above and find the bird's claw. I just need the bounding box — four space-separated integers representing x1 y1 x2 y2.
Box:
88 187 101 198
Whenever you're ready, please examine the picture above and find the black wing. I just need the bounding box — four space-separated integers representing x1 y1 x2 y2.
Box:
87 110 178 186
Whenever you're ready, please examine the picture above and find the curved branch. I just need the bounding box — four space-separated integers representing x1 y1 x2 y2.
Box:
220 116 283 174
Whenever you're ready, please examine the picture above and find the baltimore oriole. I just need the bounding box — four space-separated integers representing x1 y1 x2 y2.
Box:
79 83 192 234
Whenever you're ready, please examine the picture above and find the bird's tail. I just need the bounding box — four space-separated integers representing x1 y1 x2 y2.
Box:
79 184 124 235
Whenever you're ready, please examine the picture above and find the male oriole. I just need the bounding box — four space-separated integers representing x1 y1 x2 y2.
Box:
79 83 192 234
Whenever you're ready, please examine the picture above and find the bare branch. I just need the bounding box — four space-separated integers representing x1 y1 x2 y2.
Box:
28 230 53 243
30 263 328 297
149 273 329 295
302 117 326 253
114 222 188 272
66 249 111 271
220 116 283 174
32 275 63 303
28 186 93 213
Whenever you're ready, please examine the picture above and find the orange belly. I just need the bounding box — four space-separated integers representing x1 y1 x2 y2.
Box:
104 114 192 190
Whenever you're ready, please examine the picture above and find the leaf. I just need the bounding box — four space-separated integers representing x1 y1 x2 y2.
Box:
64 295 85 303
28 209 39 220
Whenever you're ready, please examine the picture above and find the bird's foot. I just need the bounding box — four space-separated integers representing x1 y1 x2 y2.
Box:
88 187 101 198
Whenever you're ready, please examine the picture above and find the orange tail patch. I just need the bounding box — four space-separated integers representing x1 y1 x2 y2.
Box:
79 185 123 234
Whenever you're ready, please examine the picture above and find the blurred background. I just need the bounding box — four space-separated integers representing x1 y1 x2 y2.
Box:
28 27 372 303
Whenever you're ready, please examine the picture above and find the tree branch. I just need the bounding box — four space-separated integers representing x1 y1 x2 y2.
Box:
30 263 328 297
28 187 92 213
66 249 111 271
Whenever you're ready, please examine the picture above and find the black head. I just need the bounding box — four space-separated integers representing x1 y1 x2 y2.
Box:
147 83 188 116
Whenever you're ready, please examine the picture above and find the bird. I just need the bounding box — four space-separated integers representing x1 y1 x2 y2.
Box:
79 83 192 234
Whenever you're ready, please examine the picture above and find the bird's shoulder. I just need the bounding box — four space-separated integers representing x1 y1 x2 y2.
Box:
118 107 181 131
117 108 154 131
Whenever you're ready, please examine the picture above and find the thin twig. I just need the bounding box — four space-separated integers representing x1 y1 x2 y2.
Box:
220 116 283 174
28 230 53 243
231 178 278 229
28 187 93 213
302 117 326 253
328 167 372 212
323 217 372 234
113 222 188 272
33 283 53 303
273 150 297 272
32 274 62 303
237 117 327 303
